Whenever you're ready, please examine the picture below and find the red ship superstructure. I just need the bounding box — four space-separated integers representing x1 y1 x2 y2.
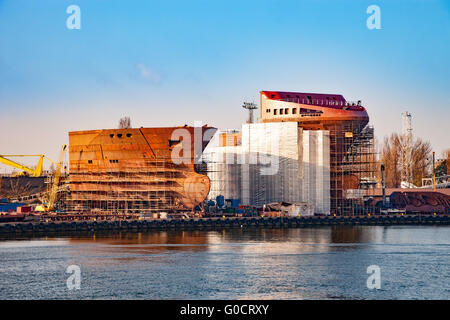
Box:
260 91 368 127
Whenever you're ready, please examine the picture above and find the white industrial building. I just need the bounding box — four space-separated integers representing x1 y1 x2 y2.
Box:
202 122 330 215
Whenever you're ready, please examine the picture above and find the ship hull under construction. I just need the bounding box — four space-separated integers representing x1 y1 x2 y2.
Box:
260 91 376 215
65 126 216 214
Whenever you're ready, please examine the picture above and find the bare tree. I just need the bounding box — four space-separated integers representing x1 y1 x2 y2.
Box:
381 134 401 188
118 116 131 129
411 138 432 186
381 133 432 187
7 178 32 199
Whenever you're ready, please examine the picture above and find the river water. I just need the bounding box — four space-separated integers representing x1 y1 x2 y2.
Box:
0 225 449 299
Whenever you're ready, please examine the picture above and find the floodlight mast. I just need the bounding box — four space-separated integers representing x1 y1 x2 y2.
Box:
243 102 258 124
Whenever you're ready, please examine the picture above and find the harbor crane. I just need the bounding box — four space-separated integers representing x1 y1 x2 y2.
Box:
1 145 67 213
35 145 67 212
0 153 62 177
46 145 67 212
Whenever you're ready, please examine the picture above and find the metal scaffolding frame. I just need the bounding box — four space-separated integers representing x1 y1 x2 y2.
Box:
328 123 377 215
61 159 178 215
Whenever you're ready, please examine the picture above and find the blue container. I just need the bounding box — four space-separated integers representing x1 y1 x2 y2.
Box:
231 199 240 209
0 202 25 212
0 198 7 203
216 195 225 208
207 200 215 207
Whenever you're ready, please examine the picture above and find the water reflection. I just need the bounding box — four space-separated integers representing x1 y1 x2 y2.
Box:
69 231 211 249
0 226 449 299
52 227 387 270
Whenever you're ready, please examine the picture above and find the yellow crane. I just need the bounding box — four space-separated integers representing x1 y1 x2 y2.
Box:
0 153 63 177
46 145 67 212
0 154 44 177
35 145 67 212
1 145 67 213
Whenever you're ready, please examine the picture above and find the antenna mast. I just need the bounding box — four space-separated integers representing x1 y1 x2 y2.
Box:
401 111 413 186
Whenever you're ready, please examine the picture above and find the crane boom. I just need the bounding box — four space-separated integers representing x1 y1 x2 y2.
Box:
46 145 67 211
0 155 43 177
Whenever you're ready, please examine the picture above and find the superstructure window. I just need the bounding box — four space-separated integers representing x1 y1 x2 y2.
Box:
117 134 123 138
88 160 92 164
285 108 289 114
280 109 284 115
300 108 323 114
109 160 119 163
292 108 297 114
126 133 132 138
274 109 278 115
300 108 323 117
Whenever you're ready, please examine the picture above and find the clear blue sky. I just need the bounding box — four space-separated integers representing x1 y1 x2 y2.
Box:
0 0 449 170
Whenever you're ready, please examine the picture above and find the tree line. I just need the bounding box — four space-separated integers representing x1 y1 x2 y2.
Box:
380 133 449 188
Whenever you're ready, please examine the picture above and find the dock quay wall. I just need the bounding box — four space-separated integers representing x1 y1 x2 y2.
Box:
0 214 449 235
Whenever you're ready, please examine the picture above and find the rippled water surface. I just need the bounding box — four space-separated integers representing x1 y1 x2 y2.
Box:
0 226 449 299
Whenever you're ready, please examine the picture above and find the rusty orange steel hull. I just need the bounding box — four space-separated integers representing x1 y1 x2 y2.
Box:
67 126 216 213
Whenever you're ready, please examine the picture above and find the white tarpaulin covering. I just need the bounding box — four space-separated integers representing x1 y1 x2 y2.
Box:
203 122 330 215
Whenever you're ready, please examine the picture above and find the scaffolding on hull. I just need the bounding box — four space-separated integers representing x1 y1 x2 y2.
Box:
328 123 377 215
61 160 180 215
60 126 216 215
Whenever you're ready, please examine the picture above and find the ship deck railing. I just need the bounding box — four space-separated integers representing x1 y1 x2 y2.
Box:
273 98 364 110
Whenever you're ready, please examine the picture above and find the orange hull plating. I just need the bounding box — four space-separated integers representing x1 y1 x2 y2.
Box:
67 126 216 213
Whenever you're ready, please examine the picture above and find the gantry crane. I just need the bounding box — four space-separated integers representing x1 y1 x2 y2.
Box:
0 153 62 177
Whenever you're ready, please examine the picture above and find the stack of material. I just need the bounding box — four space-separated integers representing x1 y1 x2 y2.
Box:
266 202 314 216
390 191 449 213
204 122 330 215
17 206 32 213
